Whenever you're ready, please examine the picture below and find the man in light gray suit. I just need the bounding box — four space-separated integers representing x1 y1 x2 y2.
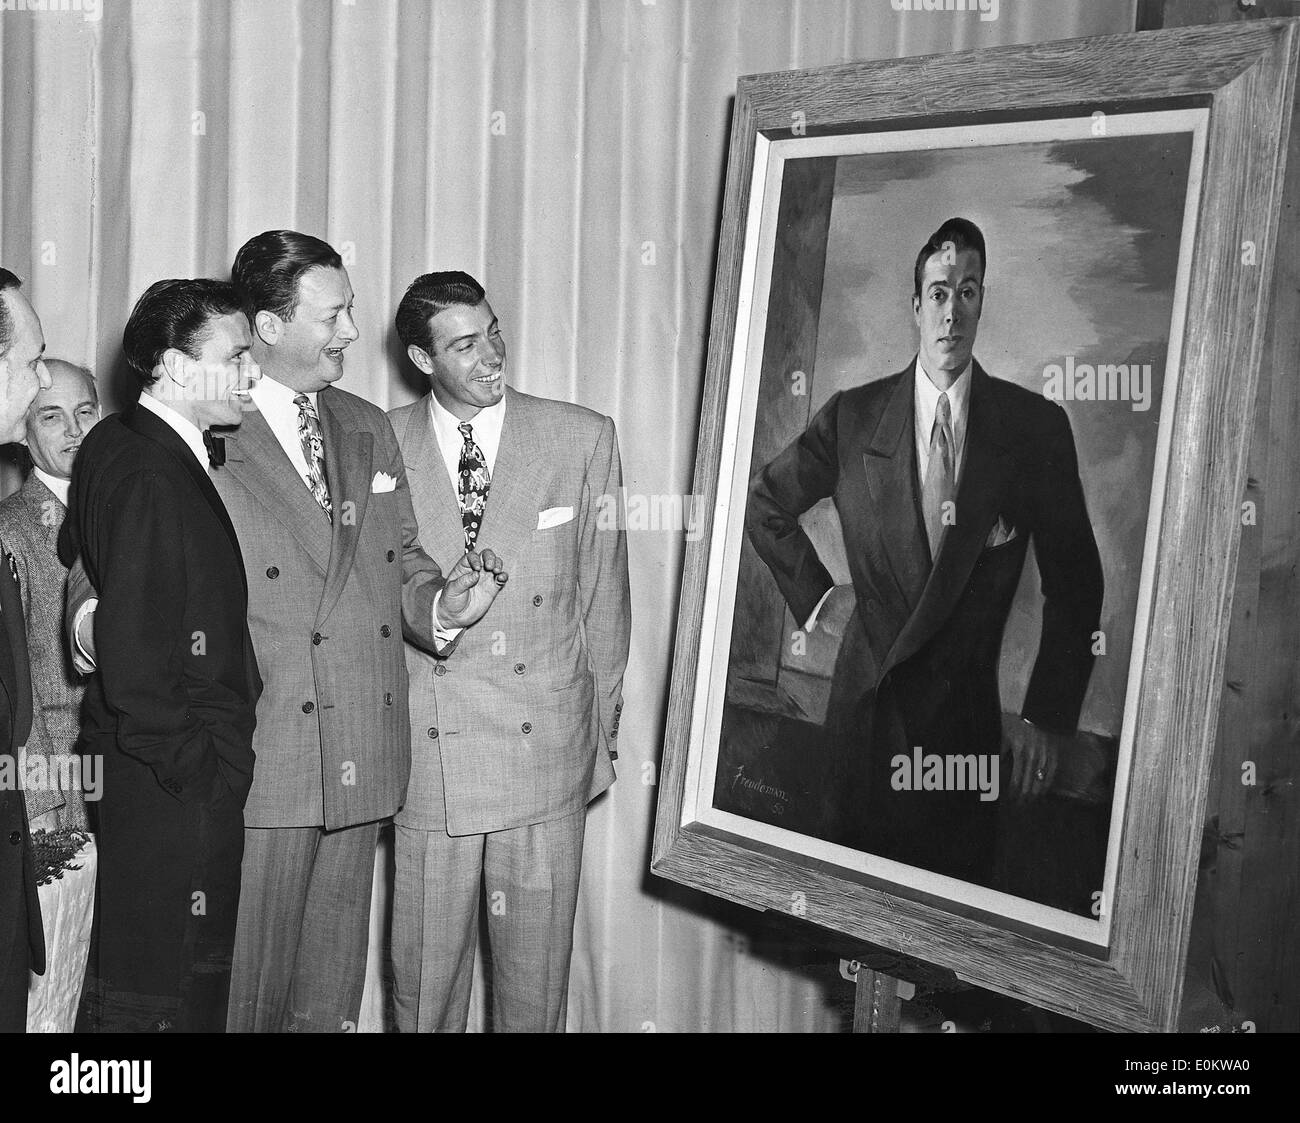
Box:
389 271 630 1032
0 360 100 834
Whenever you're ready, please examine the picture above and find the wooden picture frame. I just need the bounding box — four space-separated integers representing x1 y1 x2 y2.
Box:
651 20 1299 1032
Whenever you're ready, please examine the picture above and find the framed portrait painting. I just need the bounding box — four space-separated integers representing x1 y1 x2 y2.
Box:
652 20 1300 1031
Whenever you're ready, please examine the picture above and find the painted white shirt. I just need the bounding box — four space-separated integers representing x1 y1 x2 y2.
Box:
913 356 972 484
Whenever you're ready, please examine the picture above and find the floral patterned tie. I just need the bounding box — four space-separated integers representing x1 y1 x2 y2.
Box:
295 393 333 520
457 421 490 550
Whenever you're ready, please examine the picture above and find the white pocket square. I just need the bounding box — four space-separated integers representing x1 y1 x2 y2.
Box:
985 516 1018 549
537 506 574 530
371 472 397 494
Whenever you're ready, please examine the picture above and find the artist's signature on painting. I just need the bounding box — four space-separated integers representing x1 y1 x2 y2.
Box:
730 765 789 815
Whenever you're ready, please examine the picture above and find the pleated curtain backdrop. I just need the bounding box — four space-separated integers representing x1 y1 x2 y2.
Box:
0 0 1136 1032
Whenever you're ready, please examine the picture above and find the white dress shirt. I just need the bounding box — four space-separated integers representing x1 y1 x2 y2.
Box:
428 393 506 491
249 375 318 490
914 357 972 484
33 467 70 507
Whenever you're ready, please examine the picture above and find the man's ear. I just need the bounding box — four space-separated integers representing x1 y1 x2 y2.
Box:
407 344 434 376
911 294 921 324
159 347 189 389
254 309 281 346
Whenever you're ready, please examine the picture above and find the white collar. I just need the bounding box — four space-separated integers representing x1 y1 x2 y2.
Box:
916 352 971 427
427 391 507 478
249 373 317 414
138 391 210 469
32 467 70 507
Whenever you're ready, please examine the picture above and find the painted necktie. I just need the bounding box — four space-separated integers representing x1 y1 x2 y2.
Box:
295 393 333 520
921 391 954 560
457 421 491 550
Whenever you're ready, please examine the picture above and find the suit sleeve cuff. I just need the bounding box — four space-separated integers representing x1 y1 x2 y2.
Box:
72 597 98 673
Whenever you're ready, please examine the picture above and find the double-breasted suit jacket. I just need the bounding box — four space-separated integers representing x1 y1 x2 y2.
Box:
0 473 89 828
213 385 445 829
388 386 631 835
746 360 1103 881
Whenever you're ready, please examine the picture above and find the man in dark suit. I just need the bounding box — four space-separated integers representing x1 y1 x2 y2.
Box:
0 266 52 1031
62 278 264 1031
746 218 1103 886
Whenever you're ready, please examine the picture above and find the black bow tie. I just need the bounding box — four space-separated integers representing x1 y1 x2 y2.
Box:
203 430 226 468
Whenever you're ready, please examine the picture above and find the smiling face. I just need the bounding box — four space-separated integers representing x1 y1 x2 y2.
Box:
0 287 52 444
24 361 99 479
412 299 506 421
257 265 358 393
180 312 261 429
912 246 984 382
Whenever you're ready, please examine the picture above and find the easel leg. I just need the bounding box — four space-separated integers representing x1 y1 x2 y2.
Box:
853 968 902 1033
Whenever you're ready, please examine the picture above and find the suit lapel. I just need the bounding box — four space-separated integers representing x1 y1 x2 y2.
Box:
399 397 465 563
221 406 333 576
20 474 64 552
882 362 1015 677
124 406 249 597
478 387 546 547
315 386 373 626
861 364 930 616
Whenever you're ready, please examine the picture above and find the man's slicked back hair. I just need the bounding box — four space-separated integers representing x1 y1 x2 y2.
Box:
395 271 487 355
913 217 987 298
232 230 343 322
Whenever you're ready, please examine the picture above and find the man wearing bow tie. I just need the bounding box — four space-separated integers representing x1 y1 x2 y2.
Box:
746 218 1103 887
0 267 52 1031
388 272 630 1032
61 278 263 1031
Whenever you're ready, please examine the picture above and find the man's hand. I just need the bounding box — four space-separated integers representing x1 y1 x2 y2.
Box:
1001 715 1066 803
435 548 508 629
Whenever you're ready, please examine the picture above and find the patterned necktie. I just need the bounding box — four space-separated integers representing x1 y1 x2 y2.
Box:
295 393 332 520
921 391 954 560
457 421 491 550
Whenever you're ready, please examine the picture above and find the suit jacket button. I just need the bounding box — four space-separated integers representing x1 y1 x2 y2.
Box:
434 664 447 677
380 625 391 638
384 693 393 706
532 595 543 607
312 632 322 645
386 550 395 562
266 566 279 579
302 701 315 714
8 830 20 845
521 722 532 734
513 663 525 675
427 726 438 739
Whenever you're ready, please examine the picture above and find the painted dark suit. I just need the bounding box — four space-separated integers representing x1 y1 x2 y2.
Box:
746 359 1103 884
